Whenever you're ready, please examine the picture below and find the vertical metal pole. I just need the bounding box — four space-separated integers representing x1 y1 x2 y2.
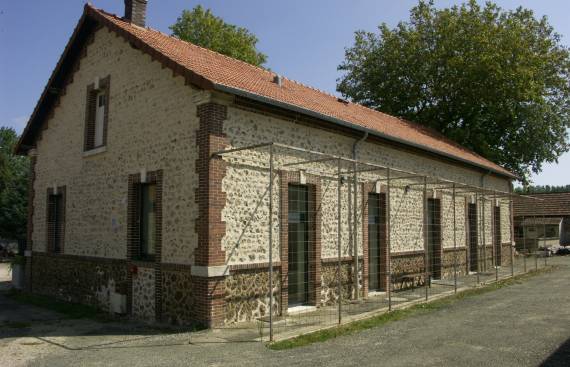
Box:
475 193 480 285
492 191 494 282
268 145 274 342
386 168 392 311
482 195 487 273
423 177 429 301
535 214 538 271
509 196 514 277
337 158 342 324
353 163 359 300
347 165 353 300
542 209 548 267
453 184 458 293
522 214 527 273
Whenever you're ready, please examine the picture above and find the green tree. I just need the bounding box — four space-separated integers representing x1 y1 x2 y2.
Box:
514 184 570 194
170 5 267 67
337 0 570 181
0 127 29 240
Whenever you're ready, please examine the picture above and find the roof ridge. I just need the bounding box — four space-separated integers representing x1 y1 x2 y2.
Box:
91 5 357 100
282 76 343 100
89 5 497 162
90 5 276 78
16 4 513 178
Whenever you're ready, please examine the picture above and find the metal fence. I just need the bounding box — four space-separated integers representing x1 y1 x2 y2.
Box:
213 142 548 342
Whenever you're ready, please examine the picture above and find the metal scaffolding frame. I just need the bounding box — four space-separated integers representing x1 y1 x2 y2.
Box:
213 142 546 342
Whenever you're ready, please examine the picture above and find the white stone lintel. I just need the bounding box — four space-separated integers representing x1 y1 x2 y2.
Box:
191 265 229 278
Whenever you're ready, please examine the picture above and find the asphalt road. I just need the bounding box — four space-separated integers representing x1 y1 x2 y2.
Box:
1 258 569 367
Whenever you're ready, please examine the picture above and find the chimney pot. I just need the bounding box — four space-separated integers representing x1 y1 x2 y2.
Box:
124 0 147 27
273 74 283 87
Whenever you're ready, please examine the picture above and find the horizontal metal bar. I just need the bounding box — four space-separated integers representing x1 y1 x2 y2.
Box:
340 166 388 175
377 173 425 181
215 83 518 180
281 156 338 167
210 140 533 201
212 142 274 157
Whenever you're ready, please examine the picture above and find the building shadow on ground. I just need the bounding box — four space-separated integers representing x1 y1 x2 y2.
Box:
540 337 570 366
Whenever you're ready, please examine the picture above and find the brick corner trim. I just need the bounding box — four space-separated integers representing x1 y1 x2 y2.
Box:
193 101 229 327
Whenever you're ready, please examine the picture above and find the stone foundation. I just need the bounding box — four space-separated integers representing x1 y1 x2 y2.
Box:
442 248 468 279
30 252 127 311
161 267 194 325
131 266 155 320
320 261 357 305
224 267 280 323
391 252 426 290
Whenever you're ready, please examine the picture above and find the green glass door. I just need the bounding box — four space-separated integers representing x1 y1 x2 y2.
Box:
288 185 309 306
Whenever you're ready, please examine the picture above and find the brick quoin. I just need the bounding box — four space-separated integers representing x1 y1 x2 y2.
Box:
193 102 228 327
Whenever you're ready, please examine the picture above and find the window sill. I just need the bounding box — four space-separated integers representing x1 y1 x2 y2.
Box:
83 146 107 158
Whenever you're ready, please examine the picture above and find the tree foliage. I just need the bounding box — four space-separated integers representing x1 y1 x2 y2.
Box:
170 5 267 67
514 184 570 194
0 127 29 240
337 0 570 181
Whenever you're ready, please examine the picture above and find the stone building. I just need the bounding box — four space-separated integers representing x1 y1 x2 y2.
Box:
513 192 570 252
16 2 517 327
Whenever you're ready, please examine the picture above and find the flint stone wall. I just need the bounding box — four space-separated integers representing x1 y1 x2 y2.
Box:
219 105 513 266
31 27 207 265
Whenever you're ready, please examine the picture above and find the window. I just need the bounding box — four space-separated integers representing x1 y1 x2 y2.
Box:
128 170 162 262
84 76 110 151
94 91 106 147
47 187 65 254
139 183 156 258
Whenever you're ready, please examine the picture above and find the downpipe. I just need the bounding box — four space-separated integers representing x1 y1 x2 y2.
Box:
352 132 368 300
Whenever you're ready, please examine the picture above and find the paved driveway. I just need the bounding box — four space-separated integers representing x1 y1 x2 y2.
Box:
1 258 569 367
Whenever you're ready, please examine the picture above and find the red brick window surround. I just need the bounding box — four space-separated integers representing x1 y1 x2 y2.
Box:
84 75 110 151
127 170 163 262
46 186 66 254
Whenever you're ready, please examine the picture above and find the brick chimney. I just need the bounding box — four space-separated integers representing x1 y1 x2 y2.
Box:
124 0 147 27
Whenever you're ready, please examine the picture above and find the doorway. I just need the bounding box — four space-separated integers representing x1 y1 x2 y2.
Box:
494 206 502 266
368 193 386 292
468 203 478 272
427 198 442 279
288 184 309 306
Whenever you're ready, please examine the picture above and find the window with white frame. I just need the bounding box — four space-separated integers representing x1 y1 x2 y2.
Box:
84 76 110 151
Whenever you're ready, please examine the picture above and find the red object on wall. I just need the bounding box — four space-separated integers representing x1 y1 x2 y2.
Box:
129 264 138 274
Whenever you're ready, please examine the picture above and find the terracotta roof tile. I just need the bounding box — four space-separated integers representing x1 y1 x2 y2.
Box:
514 193 570 217
19 5 516 179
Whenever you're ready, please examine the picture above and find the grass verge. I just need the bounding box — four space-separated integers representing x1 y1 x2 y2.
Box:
268 267 554 350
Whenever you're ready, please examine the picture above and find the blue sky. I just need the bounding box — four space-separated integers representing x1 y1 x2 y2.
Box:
1 0 569 185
